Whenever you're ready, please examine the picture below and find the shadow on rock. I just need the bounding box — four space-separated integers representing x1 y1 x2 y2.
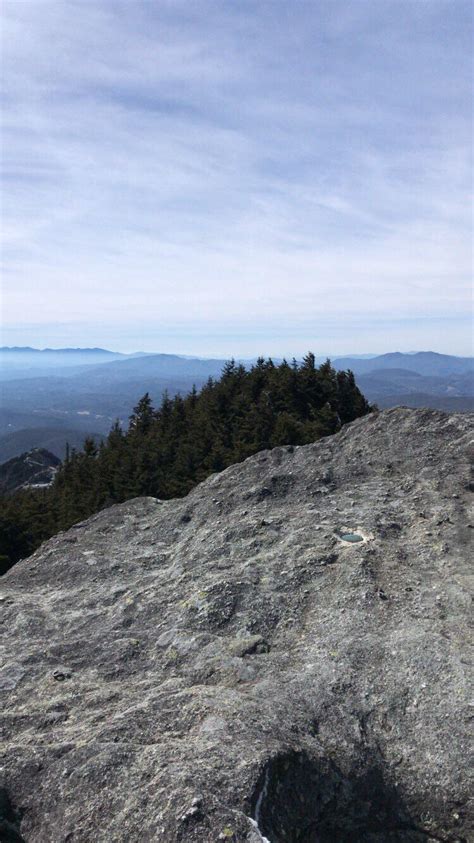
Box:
0 788 25 843
250 751 461 843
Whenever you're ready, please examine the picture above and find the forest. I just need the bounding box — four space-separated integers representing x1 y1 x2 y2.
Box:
0 355 371 573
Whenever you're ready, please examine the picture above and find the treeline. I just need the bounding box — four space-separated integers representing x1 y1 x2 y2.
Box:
0 355 371 573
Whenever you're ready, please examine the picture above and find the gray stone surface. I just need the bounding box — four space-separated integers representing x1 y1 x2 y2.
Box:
1 407 473 842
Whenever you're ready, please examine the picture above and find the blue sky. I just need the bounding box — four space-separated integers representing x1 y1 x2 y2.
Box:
1 0 472 356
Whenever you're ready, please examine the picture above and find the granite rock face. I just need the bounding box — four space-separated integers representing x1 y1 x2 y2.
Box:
1 408 473 842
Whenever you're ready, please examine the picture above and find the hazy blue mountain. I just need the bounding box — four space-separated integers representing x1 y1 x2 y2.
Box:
357 368 474 398
338 354 474 411
0 347 136 381
332 351 473 376
62 353 228 383
0 354 229 459
0 359 227 429
0 346 124 365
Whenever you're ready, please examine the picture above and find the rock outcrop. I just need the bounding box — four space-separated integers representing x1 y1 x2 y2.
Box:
1 408 472 842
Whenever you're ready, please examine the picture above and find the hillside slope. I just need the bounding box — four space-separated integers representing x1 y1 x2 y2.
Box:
0 428 102 463
370 393 474 412
0 448 61 494
1 408 472 842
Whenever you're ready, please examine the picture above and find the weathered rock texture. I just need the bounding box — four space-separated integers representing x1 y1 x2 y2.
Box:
1 408 473 842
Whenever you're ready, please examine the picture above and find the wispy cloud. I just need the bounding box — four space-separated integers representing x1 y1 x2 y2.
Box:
1 0 472 354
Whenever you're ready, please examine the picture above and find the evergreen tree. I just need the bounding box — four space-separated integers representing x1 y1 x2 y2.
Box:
129 393 154 434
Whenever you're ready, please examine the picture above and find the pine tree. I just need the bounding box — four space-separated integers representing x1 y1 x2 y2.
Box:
129 393 154 435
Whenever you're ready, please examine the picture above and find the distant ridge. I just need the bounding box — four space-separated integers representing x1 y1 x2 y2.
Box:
0 346 122 354
333 351 473 376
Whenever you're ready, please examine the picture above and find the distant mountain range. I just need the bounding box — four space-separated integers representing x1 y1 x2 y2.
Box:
0 348 472 460
356 367 472 396
1 346 120 353
0 346 146 380
330 353 473 411
332 351 474 377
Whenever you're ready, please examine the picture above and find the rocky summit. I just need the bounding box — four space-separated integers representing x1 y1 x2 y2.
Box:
1 408 473 843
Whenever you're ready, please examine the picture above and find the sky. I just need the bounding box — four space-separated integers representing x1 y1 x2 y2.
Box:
1 0 472 357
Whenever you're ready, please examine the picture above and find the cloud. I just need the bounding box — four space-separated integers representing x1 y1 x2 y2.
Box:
1 0 472 354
